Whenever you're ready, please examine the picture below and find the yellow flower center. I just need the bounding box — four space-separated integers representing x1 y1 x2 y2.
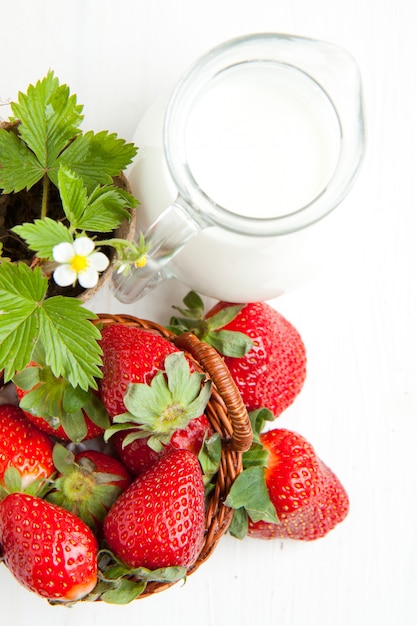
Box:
135 255 147 268
71 254 89 273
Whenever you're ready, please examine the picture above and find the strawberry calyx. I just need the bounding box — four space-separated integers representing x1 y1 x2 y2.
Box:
85 549 187 604
13 363 110 443
168 290 253 357
104 351 212 453
225 408 279 539
0 466 54 500
45 444 127 531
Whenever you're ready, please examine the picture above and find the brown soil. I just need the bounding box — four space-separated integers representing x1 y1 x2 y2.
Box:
0 178 128 299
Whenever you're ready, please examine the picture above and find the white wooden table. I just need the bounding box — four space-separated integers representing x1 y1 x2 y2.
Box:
1 1 415 625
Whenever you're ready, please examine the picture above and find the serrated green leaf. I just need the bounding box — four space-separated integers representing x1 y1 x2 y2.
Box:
0 263 48 380
0 310 39 380
78 185 135 232
53 130 137 192
224 465 279 525
0 128 43 192
11 70 84 167
0 259 47 303
12 217 73 259
57 165 88 230
39 297 101 390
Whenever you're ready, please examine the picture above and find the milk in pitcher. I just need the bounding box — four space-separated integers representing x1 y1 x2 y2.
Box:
128 61 354 301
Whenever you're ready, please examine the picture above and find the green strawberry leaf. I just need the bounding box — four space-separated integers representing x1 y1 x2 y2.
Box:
106 352 212 452
39 296 102 389
182 289 205 312
78 184 136 232
0 263 102 389
57 165 89 229
51 443 76 476
56 165 135 234
0 128 43 192
1 71 137 207
12 217 73 260
224 465 279 525
226 408 279 536
0 263 47 379
53 130 137 192
59 409 88 443
11 70 84 168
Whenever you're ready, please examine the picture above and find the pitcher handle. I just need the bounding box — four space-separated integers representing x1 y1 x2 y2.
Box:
111 197 207 304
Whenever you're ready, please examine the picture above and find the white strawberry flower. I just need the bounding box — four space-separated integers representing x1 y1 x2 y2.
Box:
52 236 110 289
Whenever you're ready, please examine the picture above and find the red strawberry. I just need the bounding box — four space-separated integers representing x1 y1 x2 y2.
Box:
103 449 206 570
227 425 349 541
0 492 98 602
170 293 307 417
46 444 132 531
100 324 212 474
98 324 180 417
0 404 54 489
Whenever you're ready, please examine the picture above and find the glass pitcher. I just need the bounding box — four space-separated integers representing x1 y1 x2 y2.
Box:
112 32 365 303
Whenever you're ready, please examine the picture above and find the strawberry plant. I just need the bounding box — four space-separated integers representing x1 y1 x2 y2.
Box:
0 71 151 438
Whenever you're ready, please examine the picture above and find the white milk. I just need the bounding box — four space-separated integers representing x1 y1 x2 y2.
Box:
127 64 355 302
184 63 340 219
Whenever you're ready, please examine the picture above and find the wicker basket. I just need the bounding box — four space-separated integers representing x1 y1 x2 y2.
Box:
94 313 253 598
